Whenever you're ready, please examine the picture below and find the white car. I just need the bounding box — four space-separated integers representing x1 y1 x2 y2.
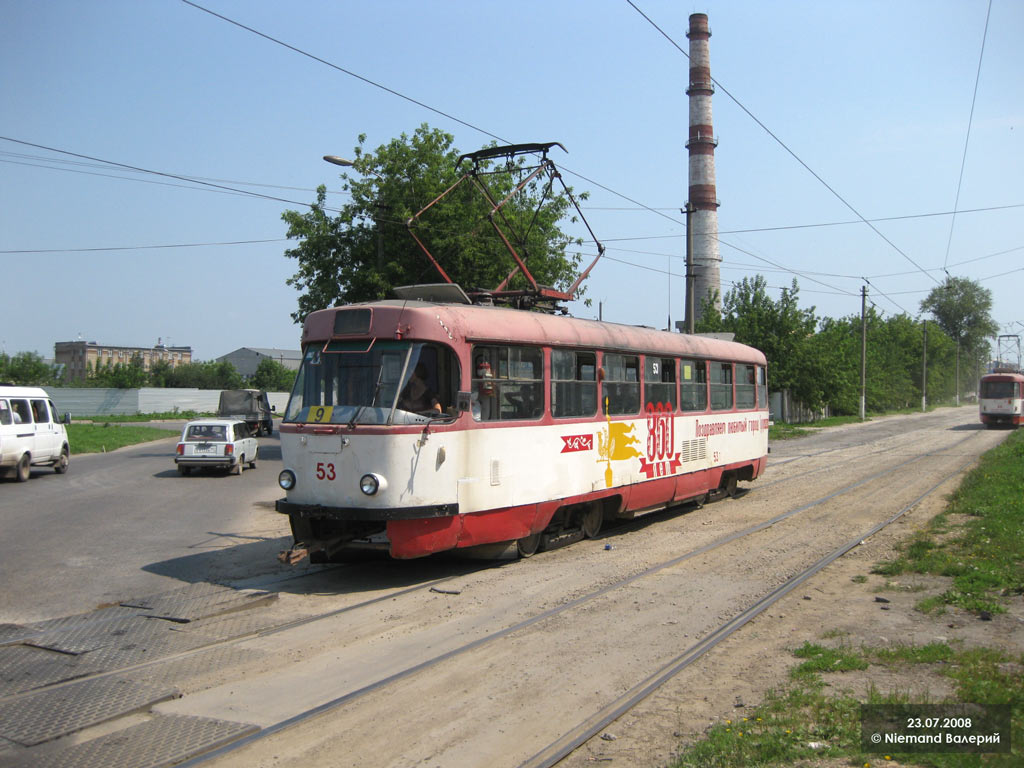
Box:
175 418 258 476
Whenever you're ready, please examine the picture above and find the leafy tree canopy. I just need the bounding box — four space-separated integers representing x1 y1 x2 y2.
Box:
919 276 998 354
282 124 585 322
88 356 148 389
0 351 60 386
249 357 296 392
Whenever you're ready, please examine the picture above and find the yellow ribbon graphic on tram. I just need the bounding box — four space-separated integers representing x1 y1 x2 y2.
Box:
596 396 642 488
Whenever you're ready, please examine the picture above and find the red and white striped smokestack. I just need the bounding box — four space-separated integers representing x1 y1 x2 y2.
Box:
686 12 721 322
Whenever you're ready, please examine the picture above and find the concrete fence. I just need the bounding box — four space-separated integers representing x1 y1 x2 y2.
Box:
43 388 290 418
769 389 830 424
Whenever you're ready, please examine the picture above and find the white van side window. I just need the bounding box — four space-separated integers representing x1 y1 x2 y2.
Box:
31 399 51 424
0 400 11 426
10 399 31 424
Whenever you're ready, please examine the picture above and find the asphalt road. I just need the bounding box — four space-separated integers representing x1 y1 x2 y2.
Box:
0 426 294 624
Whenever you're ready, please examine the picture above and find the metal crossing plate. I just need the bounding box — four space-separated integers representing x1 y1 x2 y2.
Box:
120 583 276 622
0 676 178 746
4 714 259 768
0 645 87 698
0 624 39 647
24 615 169 656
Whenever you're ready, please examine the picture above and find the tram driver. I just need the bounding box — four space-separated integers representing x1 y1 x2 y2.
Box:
398 363 442 414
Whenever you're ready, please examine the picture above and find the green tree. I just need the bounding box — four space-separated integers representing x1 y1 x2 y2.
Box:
88 355 148 388
148 360 174 387
249 357 296 392
920 277 998 389
162 361 243 389
1 351 59 386
282 124 584 322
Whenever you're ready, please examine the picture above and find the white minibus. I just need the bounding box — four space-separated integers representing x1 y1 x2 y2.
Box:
0 386 71 481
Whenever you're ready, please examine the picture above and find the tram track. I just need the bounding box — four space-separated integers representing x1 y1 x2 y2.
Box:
2 416 989 767
170 424 984 766
2 429 974 713
517 453 977 768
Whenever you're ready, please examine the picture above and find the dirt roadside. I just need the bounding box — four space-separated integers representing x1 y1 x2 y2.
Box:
563 426 1024 767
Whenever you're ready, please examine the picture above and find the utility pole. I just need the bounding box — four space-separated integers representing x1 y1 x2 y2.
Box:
684 203 695 334
955 341 960 406
921 319 928 412
860 285 867 421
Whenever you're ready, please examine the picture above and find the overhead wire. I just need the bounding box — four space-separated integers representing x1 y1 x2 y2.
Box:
0 136 323 210
0 150 342 195
8 2 1005 321
0 239 288 255
180 0 509 145
591 202 1024 236
0 156 346 210
624 0 941 287
942 0 993 271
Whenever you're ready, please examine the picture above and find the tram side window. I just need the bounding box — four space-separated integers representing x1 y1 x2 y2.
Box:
551 349 598 418
602 354 640 415
472 345 544 421
644 357 677 410
736 365 756 409
680 359 707 412
757 366 768 408
710 362 734 411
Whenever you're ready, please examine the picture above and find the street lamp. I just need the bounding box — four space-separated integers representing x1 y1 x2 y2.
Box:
324 155 384 180
323 155 386 270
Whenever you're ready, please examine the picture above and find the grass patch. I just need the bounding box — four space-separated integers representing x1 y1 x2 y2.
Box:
68 423 178 454
791 642 870 678
77 410 210 423
671 641 1023 768
768 423 811 440
769 415 865 440
867 642 955 665
670 429 1023 767
872 429 1024 615
673 683 863 768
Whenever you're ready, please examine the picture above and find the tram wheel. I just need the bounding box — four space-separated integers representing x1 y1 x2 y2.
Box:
723 473 738 498
516 533 542 558
580 505 603 539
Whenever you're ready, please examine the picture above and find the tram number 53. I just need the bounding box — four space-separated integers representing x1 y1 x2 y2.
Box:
316 462 336 481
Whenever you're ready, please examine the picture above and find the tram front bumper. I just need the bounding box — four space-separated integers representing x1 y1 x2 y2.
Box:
275 499 459 521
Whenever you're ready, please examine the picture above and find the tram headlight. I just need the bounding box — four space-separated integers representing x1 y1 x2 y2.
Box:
278 470 296 491
360 473 386 496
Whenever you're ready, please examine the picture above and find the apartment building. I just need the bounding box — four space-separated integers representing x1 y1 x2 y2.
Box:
54 340 192 382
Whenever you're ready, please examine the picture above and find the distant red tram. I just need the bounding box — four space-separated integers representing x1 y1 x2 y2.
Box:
276 297 769 561
979 371 1024 428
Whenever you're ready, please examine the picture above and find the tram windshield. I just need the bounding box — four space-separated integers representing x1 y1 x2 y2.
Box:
284 341 459 426
980 380 1016 399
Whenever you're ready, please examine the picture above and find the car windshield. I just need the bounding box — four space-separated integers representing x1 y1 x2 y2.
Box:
187 425 227 441
283 341 458 426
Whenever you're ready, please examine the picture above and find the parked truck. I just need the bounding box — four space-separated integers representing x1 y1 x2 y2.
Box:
217 389 274 436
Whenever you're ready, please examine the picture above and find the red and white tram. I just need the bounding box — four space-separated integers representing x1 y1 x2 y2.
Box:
276 295 770 562
978 370 1024 428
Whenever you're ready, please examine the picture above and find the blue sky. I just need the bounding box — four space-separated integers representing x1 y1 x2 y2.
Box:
2 0 1021 362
